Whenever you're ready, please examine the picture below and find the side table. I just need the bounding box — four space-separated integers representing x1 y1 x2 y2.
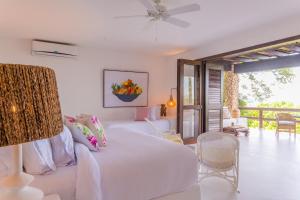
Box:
223 125 249 136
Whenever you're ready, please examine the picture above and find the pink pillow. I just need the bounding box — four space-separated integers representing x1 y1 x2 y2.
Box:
135 107 150 121
64 115 76 123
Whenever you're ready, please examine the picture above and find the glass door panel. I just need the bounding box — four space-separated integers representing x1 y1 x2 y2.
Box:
183 64 195 106
183 109 200 139
177 59 203 144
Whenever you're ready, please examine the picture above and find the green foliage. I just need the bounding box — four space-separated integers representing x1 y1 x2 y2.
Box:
239 68 295 102
240 101 300 133
239 99 247 107
239 68 299 132
248 73 272 102
272 68 296 84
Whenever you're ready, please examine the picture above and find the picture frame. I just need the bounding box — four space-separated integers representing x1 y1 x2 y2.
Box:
103 69 149 108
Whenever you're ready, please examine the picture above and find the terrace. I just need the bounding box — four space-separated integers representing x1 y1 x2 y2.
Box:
240 107 300 133
200 129 300 200
219 38 300 135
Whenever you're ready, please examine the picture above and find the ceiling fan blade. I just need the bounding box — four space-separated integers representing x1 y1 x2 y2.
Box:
114 15 147 19
162 17 190 28
138 0 155 10
167 4 200 16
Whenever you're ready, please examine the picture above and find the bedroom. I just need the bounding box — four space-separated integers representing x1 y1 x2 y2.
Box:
1 0 300 200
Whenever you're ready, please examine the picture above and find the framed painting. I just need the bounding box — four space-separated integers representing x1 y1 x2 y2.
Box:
103 69 149 108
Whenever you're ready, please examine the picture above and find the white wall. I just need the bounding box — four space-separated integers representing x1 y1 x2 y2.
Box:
3 14 298 121
0 38 176 120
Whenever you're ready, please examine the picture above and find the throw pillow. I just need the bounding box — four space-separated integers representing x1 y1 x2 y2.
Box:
223 107 231 119
50 125 76 167
64 115 76 123
76 114 107 147
22 139 56 175
135 107 150 121
65 117 100 152
149 106 161 121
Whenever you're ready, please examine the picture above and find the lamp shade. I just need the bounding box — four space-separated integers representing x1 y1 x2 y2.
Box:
167 88 177 108
231 108 240 118
167 95 176 108
0 64 63 147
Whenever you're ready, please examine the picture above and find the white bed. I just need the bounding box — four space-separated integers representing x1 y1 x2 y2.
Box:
31 127 199 200
103 119 171 135
31 165 77 200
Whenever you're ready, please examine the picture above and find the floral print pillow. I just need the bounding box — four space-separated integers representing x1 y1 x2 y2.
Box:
76 114 107 147
64 116 100 151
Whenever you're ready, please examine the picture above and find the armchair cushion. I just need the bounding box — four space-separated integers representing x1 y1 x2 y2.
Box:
278 120 296 125
223 107 231 119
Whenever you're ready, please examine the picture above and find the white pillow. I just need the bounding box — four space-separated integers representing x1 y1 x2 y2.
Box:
149 106 161 121
23 139 56 175
50 125 76 167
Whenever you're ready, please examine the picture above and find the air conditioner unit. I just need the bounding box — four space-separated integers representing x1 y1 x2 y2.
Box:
32 40 78 58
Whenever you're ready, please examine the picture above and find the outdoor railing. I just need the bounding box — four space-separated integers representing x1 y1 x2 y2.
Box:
239 107 300 129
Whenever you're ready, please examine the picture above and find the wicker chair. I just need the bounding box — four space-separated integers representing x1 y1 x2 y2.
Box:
197 132 240 190
276 113 296 135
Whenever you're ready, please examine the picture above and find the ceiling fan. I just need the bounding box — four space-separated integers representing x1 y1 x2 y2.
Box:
115 0 200 28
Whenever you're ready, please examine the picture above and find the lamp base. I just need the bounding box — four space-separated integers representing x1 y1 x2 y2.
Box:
0 186 43 200
0 145 44 200
0 172 33 188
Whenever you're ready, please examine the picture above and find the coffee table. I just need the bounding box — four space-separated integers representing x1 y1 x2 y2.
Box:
223 125 249 136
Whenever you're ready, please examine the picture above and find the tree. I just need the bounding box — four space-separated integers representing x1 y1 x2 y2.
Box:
272 68 295 84
239 68 295 103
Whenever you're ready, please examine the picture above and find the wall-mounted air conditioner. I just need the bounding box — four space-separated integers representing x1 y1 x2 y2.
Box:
32 40 78 58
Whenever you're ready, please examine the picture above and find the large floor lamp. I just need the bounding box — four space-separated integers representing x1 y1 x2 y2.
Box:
0 64 63 200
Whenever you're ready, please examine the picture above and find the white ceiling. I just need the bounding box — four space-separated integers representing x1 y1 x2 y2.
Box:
1 0 300 56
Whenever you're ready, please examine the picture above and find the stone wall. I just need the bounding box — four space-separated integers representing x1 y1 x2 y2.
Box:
224 71 239 113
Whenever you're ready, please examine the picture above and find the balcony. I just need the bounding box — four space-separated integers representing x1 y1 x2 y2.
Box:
239 107 300 133
200 129 300 200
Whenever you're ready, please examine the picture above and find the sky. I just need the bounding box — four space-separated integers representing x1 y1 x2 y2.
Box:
239 67 300 106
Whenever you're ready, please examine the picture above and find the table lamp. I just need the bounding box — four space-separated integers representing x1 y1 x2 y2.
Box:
231 108 241 119
0 64 63 200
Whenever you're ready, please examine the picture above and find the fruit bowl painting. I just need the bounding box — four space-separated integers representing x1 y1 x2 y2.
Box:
112 79 143 102
103 70 148 108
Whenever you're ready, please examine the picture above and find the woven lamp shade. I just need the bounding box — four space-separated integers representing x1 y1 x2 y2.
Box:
0 64 63 147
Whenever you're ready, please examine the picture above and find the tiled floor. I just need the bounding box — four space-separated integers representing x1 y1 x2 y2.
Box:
200 129 300 200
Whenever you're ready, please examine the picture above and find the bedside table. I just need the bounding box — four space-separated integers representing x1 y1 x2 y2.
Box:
43 194 61 200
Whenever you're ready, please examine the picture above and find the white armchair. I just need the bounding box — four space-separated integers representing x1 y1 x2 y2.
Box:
197 132 240 190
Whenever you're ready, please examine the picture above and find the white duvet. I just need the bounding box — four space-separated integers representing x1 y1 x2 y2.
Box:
32 128 198 200
31 143 101 200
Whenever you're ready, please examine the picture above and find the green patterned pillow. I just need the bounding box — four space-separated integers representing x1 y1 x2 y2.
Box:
77 114 107 147
64 116 100 151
